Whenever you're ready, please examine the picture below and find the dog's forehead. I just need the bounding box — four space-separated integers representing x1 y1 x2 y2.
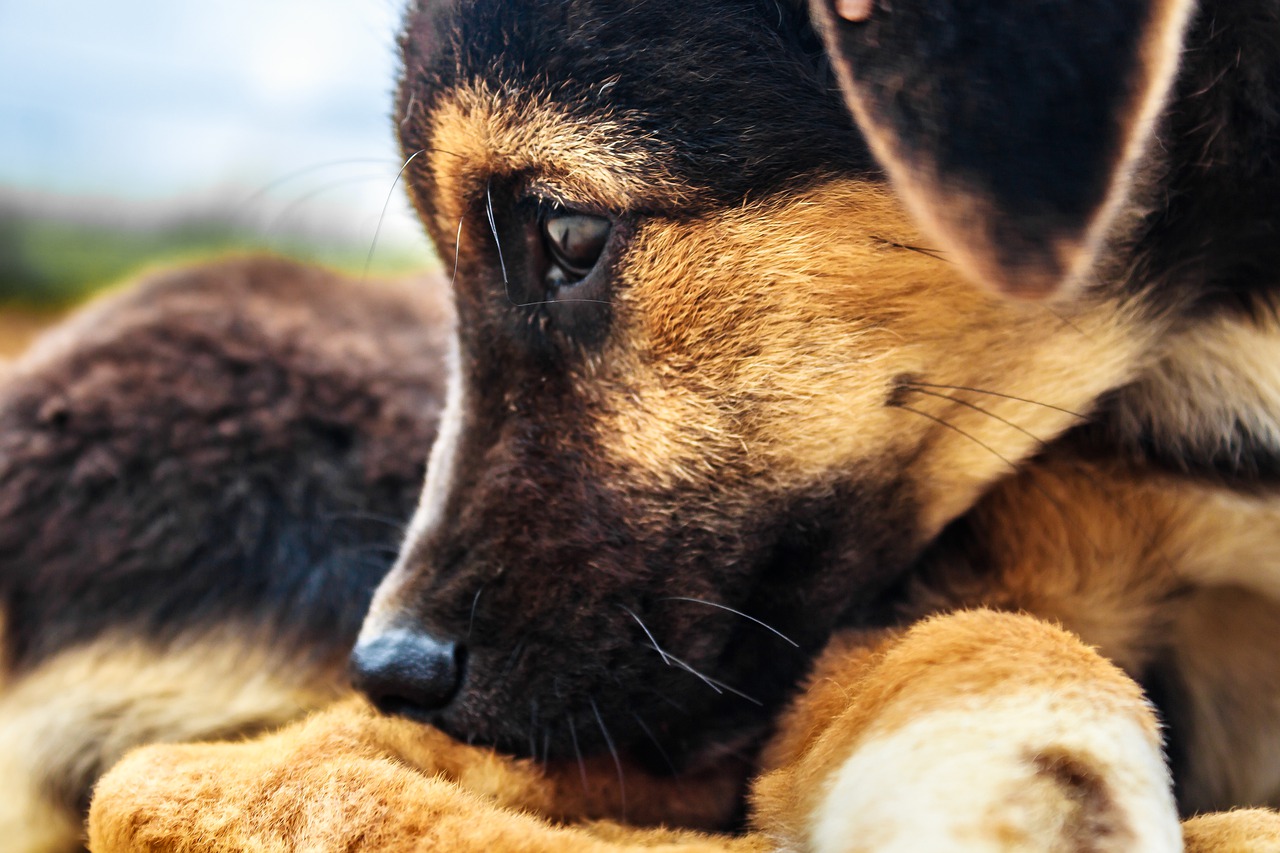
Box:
400 0 874 204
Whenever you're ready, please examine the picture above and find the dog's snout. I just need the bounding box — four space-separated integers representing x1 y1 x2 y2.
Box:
350 629 465 722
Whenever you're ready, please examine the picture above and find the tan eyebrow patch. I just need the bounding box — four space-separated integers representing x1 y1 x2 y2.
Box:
417 81 695 237
586 179 1150 536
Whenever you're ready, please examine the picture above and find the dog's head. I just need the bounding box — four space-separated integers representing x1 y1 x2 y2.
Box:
351 0 1195 767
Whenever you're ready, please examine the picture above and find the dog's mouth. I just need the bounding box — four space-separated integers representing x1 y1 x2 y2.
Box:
402 615 803 769
353 470 923 779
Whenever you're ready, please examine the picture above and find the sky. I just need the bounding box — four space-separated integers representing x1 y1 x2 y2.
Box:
0 0 430 255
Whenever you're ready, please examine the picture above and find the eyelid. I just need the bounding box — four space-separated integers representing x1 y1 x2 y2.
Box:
519 180 617 220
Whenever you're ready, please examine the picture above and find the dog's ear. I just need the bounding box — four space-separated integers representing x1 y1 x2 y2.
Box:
809 0 1196 299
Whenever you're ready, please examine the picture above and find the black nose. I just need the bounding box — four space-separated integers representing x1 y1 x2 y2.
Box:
349 629 465 722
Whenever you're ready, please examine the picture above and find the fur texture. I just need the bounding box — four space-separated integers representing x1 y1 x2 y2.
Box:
11 0 1280 849
86 612 1275 851
1 257 452 851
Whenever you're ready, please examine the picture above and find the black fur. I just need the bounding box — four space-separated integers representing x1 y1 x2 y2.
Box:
399 0 876 212
813 0 1156 290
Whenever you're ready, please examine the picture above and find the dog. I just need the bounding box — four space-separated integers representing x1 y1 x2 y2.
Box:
355 0 1280 814
0 257 453 851
11 0 1280 849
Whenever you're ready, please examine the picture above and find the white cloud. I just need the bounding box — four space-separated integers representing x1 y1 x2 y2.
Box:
0 0 428 253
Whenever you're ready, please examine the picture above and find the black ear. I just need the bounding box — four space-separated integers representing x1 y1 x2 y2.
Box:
809 0 1196 299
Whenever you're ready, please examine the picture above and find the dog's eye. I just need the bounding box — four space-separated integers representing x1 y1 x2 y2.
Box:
541 211 610 287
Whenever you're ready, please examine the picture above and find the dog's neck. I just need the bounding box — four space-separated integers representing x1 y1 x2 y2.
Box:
1075 0 1280 488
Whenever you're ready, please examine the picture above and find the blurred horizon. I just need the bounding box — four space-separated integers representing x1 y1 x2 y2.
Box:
0 0 436 306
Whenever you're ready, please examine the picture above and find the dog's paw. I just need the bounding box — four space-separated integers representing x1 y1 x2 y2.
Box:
805 691 1177 852
752 611 1181 853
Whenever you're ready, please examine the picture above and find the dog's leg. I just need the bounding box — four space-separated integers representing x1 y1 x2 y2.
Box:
1181 809 1280 851
910 454 1280 811
750 611 1182 853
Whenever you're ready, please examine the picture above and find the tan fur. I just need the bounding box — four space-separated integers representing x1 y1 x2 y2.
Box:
1109 308 1280 488
875 452 1280 815
1 630 345 853
751 612 1174 852
1182 809 1280 852
90 611 1280 853
88 697 762 853
591 182 1150 536
422 82 695 247
1164 587 1280 812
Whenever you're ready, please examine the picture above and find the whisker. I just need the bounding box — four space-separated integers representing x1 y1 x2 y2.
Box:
501 639 527 677
591 698 627 822
363 148 429 280
662 597 799 647
529 698 539 759
400 92 418 132
331 543 401 560
871 235 949 263
621 605 762 705
262 174 396 238
467 586 485 642
904 381 1087 420
242 157 400 208
320 509 408 530
666 652 762 705
897 405 1019 472
903 387 1047 447
484 179 512 297
451 215 464 288
630 712 682 784
325 554 397 574
908 403 1107 568
1040 303 1091 339
568 715 590 796
621 607 674 665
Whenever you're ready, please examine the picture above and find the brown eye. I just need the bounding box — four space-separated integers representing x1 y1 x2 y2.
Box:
541 211 610 286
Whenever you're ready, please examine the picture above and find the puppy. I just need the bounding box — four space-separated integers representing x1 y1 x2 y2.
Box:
16 0 1280 849
0 257 451 851
352 0 1280 815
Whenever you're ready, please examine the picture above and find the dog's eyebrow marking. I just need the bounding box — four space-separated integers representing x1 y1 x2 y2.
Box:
662 597 799 648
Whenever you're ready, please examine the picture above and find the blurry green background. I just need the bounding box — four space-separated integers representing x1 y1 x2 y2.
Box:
1 0 436 354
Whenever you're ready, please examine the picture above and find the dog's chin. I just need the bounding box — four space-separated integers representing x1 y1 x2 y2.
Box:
417 678 775 779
